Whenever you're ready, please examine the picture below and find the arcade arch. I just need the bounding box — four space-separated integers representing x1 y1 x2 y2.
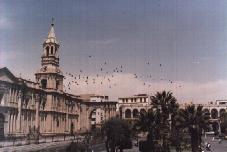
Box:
211 109 218 119
203 108 209 114
90 108 105 127
0 113 4 139
125 109 132 118
140 109 146 114
220 109 226 117
133 109 139 118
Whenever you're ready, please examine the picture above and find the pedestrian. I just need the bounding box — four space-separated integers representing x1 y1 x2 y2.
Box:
206 142 211 151
218 138 222 144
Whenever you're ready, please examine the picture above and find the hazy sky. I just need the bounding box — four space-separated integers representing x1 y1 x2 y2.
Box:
1 0 227 103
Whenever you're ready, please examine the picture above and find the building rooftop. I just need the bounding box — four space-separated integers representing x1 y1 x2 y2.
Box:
119 94 149 99
77 94 109 102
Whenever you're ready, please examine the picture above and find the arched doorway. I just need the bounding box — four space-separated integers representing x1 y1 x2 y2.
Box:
203 108 209 114
125 109 131 118
148 108 152 113
133 109 139 118
90 109 96 130
70 122 74 135
220 109 226 117
89 108 105 130
0 113 4 139
140 109 146 114
211 109 218 119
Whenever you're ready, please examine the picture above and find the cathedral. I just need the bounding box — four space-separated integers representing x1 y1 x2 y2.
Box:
0 22 117 139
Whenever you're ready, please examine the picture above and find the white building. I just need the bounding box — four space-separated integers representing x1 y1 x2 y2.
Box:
118 94 151 121
180 100 227 134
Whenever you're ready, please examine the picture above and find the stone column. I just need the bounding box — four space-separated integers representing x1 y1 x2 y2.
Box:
77 104 80 132
11 113 14 133
66 101 69 132
35 94 40 130
4 114 9 135
11 88 14 103
106 109 110 120
8 113 11 134
113 108 116 117
85 107 89 131
8 88 12 105
81 105 86 132
14 114 17 133
219 120 221 135
110 108 113 118
122 108 125 119
17 89 22 133
13 88 16 103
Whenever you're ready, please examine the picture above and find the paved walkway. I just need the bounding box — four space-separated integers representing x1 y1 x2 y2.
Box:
0 140 71 152
0 136 84 147
0 136 85 152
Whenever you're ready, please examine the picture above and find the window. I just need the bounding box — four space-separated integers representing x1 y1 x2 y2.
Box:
41 79 47 89
46 46 49 56
56 80 59 89
51 46 54 54
56 118 59 127
0 94 3 104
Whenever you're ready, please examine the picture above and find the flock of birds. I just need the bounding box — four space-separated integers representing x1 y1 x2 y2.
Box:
63 55 183 92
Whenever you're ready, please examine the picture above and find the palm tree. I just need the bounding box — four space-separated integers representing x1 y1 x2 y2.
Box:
151 91 178 120
151 91 179 151
134 109 162 151
220 112 227 134
175 105 210 152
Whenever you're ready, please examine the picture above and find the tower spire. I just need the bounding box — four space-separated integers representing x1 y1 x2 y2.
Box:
45 18 58 44
51 17 54 26
36 19 63 92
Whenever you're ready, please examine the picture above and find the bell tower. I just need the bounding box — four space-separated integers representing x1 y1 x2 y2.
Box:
35 19 64 92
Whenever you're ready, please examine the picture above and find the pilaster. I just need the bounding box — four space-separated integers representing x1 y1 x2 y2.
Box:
16 89 22 133
35 93 40 131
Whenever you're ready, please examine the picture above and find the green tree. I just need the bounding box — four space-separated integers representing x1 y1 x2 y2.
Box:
102 118 132 152
175 105 210 152
151 91 179 151
134 109 162 151
220 112 227 134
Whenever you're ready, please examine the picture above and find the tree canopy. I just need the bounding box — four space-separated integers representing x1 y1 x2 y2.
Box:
102 118 132 152
175 105 210 152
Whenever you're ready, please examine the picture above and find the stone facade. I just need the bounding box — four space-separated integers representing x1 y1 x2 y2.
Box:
78 94 113 129
0 22 117 139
